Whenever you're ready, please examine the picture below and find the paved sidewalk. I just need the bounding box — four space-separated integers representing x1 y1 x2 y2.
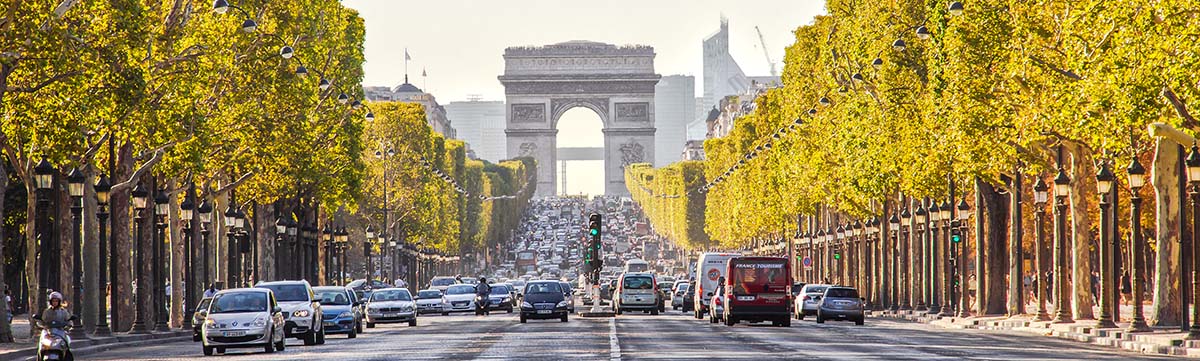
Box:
870 307 1200 358
0 317 190 360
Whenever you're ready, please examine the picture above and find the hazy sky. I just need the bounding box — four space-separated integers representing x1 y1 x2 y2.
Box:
341 0 827 195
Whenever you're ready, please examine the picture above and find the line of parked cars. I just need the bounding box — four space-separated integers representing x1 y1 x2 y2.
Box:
191 279 426 356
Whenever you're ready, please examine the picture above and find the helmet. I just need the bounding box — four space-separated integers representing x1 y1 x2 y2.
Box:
479 277 486 283
49 292 63 302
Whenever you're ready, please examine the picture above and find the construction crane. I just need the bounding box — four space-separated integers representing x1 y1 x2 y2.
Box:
754 26 777 76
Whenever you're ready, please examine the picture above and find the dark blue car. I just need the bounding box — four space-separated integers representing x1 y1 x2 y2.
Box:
314 286 360 338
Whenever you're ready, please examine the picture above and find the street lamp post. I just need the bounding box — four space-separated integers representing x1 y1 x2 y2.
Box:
900 207 912 310
1052 168 1074 323
129 183 150 334
198 200 213 291
889 214 901 312
939 201 954 317
337 227 349 285
928 202 942 315
153 190 170 332
956 199 971 318
1127 157 1151 332
180 193 195 330
1032 177 1050 321
93 175 113 336
66 169 87 339
33 159 57 313
1096 163 1117 329
275 217 286 280
286 218 298 280
224 204 238 288
1186 145 1200 338
235 209 248 285
366 226 376 284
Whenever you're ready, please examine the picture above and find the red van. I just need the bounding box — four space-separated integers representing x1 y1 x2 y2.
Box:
721 256 791 327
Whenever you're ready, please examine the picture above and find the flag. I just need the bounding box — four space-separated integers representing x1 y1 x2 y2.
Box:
405 49 412 61
422 68 427 77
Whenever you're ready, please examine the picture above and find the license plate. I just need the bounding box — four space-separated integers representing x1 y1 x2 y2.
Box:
537 310 551 314
737 296 756 301
387 313 399 317
223 331 245 337
324 322 335 327
46 355 59 360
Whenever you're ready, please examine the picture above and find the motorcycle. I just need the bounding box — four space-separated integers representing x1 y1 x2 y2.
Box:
474 295 490 316
34 316 75 361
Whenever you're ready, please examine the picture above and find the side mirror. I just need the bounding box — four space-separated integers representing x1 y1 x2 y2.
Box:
413 296 420 300
860 297 866 302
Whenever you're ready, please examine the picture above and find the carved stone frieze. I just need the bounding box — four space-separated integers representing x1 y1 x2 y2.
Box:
502 81 657 95
518 142 538 157
510 104 546 123
619 139 645 167
614 102 650 123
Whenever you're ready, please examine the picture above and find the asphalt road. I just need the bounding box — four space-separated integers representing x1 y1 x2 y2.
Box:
79 306 1169 361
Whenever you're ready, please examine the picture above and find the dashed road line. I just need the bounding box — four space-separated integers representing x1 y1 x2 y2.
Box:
609 317 622 361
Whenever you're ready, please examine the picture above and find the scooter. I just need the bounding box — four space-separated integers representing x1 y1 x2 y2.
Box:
474 295 490 316
34 316 75 361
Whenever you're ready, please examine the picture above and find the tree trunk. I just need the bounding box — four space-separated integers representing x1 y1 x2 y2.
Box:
977 179 1009 315
56 174 71 310
1152 139 1182 326
168 180 183 328
0 161 12 342
255 203 272 283
136 173 153 327
81 166 98 334
111 143 134 331
1067 145 1096 320
24 180 39 337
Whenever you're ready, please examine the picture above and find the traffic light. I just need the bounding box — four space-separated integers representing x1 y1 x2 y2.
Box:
833 249 842 260
586 214 603 277
951 228 962 243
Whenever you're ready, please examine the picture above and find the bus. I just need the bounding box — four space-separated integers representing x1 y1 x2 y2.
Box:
516 250 538 274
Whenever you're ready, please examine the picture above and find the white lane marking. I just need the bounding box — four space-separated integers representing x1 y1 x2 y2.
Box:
609 317 622 361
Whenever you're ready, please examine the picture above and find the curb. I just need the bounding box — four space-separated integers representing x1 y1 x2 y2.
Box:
3 330 190 361
869 310 1188 358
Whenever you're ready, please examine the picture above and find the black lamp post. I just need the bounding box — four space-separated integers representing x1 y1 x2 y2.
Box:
1187 145 1200 338
66 168 87 338
197 200 213 291
180 193 195 329
956 199 971 318
1033 177 1050 321
900 207 912 310
93 175 113 336
365 226 376 284
914 204 928 311
33 159 57 311
275 217 287 280
928 201 942 315
224 204 238 287
1127 157 1151 332
322 227 333 284
939 201 954 317
129 183 150 334
1096 163 1117 328
1052 168 1073 323
235 209 248 286
287 219 298 279
337 227 349 285
153 190 170 332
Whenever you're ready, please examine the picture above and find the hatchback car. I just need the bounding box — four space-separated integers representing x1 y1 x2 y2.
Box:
520 281 569 323
709 286 725 323
313 286 359 338
255 280 324 345
366 288 417 327
414 289 447 314
442 284 479 314
793 284 829 320
816 286 864 325
201 288 286 356
671 283 690 310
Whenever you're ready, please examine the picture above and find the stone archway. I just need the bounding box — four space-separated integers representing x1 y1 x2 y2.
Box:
500 40 660 196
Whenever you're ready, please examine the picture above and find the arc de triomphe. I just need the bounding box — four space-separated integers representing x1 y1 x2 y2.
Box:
500 41 660 196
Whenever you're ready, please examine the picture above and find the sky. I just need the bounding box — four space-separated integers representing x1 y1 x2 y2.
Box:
342 0 827 195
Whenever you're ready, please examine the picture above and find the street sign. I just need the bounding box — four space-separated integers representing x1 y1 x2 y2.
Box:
801 256 813 270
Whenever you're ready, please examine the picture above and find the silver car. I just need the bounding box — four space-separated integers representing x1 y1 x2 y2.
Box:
793 284 829 320
255 280 325 345
366 288 417 327
816 286 864 325
671 282 690 310
201 288 286 356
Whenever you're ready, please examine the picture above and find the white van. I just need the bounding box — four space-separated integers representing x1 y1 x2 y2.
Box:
691 252 741 319
624 259 650 273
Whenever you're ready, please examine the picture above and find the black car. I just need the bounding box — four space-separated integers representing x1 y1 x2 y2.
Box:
485 284 515 313
520 281 569 323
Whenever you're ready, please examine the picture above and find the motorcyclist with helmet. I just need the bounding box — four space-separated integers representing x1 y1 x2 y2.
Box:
475 277 492 316
35 291 77 361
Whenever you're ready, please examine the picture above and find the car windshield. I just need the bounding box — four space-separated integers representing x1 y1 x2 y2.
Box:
417 290 442 299
371 290 412 302
676 284 690 293
210 292 268 313
623 277 653 290
315 290 351 305
526 282 562 294
446 285 476 295
257 284 309 302
431 278 457 287
490 286 510 295
827 288 859 298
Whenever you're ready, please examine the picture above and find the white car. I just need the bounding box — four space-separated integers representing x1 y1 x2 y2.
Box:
366 288 417 327
201 288 286 356
442 284 478 313
414 289 447 315
256 280 325 345
794 284 829 320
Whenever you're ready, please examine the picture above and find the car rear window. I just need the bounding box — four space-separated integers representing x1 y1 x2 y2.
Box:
729 261 787 294
258 284 309 302
431 278 457 287
826 288 859 298
805 286 828 294
623 276 654 290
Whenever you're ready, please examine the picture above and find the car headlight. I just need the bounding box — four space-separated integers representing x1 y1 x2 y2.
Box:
521 302 533 308
205 319 218 328
338 311 353 318
503 297 511 303
292 309 310 318
40 337 53 348
557 300 569 308
251 317 267 327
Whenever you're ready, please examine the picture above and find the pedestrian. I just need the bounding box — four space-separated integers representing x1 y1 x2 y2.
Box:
4 288 12 323
1089 271 1100 304
203 284 218 298
1121 270 1132 305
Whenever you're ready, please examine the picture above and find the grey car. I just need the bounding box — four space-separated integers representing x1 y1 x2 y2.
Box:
793 284 828 320
815 286 864 325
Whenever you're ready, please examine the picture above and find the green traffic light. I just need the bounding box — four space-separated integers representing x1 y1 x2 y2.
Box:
590 229 598 236
833 253 842 260
952 235 962 243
